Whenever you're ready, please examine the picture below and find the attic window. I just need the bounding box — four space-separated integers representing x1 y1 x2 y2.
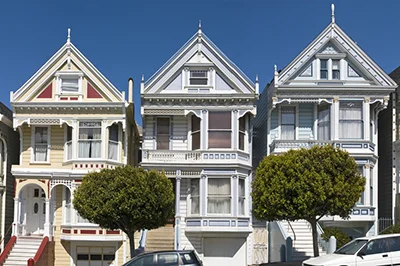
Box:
56 71 83 95
190 71 208 85
61 78 79 92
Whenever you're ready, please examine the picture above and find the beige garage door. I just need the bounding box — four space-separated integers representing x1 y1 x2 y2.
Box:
203 237 246 266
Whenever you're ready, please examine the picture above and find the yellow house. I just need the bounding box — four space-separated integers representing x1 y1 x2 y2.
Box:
7 29 137 266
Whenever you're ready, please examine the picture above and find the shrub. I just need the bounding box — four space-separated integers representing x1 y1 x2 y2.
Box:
380 224 400 234
321 227 351 248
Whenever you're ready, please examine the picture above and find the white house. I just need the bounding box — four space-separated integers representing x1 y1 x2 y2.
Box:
253 4 397 261
140 24 258 266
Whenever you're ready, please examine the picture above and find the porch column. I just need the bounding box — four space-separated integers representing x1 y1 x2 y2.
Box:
12 198 19 236
364 164 371 206
174 171 181 250
44 199 50 237
201 175 207 216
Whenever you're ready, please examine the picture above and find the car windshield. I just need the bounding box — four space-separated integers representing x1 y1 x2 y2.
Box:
334 239 368 255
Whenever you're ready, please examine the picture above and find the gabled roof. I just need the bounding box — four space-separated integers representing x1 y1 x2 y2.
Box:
12 29 123 102
143 25 256 94
276 4 397 88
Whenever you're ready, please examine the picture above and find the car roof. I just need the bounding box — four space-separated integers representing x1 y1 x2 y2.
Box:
354 234 400 241
135 250 194 257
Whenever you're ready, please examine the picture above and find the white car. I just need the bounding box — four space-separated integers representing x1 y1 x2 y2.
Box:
303 233 400 266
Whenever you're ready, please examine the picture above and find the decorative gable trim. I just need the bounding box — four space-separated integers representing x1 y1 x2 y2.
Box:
87 83 103 99
37 83 53 99
276 23 397 88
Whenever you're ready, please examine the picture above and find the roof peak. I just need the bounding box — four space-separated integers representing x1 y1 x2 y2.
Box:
67 28 71 44
331 3 335 24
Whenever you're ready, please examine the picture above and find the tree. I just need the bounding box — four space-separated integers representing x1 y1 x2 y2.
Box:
252 145 365 257
73 166 175 258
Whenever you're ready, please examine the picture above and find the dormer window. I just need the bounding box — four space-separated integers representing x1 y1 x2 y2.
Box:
332 60 340 79
56 71 83 95
317 56 344 80
190 70 208 85
320 59 328 79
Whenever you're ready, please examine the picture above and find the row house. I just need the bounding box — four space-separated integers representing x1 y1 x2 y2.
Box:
253 5 397 262
140 24 258 266
8 30 138 266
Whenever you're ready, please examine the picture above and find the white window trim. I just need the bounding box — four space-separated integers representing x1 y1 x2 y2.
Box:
107 124 120 162
183 67 214 92
316 55 346 81
77 120 103 159
278 104 298 140
55 71 84 96
238 178 246 216
155 117 171 150
188 178 200 216
205 176 233 216
64 125 73 162
31 125 51 164
238 115 248 152
207 111 233 150
338 100 364 140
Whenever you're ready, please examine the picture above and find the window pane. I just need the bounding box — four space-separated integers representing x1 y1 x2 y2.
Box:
192 132 200 150
208 132 231 148
67 126 72 141
157 118 170 150
239 132 245 150
239 116 246 131
388 237 400 252
281 107 295 124
332 70 340 79
320 59 327 69
35 127 48 161
156 254 179 266
239 179 245 215
208 178 231 214
191 71 207 78
209 112 231 130
190 78 207 85
318 104 330 140
191 178 200 215
61 78 79 92
109 124 118 142
157 136 170 150
191 116 201 132
339 102 363 139
157 118 170 134
320 70 328 79
332 60 340 70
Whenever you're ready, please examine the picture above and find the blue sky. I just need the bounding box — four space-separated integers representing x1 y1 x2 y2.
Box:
1 0 399 125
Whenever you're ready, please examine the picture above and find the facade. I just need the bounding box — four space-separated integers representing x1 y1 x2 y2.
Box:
0 103 19 252
9 30 137 266
253 4 396 260
141 25 258 266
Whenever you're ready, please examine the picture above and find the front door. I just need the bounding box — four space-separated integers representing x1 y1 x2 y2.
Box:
26 188 45 235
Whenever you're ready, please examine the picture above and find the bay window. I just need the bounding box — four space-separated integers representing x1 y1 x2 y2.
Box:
190 178 200 215
207 178 231 214
339 101 363 139
239 116 246 151
78 122 101 158
208 111 231 148
191 116 201 150
281 106 295 140
238 179 245 215
156 117 170 150
318 104 330 140
34 127 49 162
108 124 119 160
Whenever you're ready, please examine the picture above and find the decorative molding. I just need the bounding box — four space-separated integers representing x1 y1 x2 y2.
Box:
143 109 184 115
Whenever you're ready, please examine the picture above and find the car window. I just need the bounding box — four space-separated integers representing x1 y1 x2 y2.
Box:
156 253 179 266
125 254 154 266
335 239 368 255
180 253 196 264
362 239 390 255
388 237 400 252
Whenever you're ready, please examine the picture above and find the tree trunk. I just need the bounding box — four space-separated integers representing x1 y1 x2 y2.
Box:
127 231 136 259
309 218 320 257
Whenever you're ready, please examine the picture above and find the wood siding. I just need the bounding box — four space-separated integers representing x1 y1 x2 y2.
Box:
53 186 71 266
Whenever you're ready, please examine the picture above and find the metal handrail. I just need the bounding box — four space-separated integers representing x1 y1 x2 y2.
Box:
287 221 296 241
0 223 14 251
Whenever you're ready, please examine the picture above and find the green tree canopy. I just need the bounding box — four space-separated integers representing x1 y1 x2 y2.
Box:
73 166 175 258
252 145 365 257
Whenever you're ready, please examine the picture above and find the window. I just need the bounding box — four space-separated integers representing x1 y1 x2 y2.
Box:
207 178 231 214
281 107 295 140
361 239 389 255
61 77 79 93
157 118 170 150
318 104 330 140
320 59 328 79
191 116 201 150
208 112 231 148
34 127 48 162
156 253 179 266
339 101 363 139
239 116 246 151
332 60 340 79
190 70 208 85
190 179 200 215
78 122 102 158
66 126 72 160
126 254 154 266
238 179 245 215
108 124 119 160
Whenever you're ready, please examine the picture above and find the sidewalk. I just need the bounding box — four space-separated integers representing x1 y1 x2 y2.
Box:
259 262 302 266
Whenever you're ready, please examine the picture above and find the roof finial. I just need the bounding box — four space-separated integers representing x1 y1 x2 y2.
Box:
67 28 71 44
274 64 278 73
141 74 144 82
198 20 202 36
331 3 335 23
255 74 259 83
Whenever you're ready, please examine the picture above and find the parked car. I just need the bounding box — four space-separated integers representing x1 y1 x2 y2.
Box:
122 250 203 266
303 233 400 266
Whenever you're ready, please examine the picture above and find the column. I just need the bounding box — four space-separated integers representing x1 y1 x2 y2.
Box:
12 198 19 236
364 97 370 141
332 98 339 140
364 164 371 206
72 120 77 159
201 110 208 150
232 110 238 149
313 104 318 139
44 199 50 237
201 175 207 216
327 59 333 80
174 171 181 250
232 175 238 216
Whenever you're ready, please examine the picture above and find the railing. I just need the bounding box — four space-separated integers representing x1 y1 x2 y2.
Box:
270 139 375 153
379 217 393 233
27 236 49 266
0 236 16 266
316 222 328 251
0 223 14 253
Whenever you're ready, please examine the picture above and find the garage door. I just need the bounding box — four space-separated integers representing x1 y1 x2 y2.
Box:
203 238 246 266
76 246 116 266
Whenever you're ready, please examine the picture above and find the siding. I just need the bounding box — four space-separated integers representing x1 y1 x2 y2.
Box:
53 186 70 266
252 88 270 167
172 116 188 150
162 73 182 92
270 109 278 141
21 125 31 166
50 125 65 166
298 104 314 140
215 73 234 91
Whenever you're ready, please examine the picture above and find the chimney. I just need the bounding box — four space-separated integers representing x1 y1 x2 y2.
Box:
128 78 133 103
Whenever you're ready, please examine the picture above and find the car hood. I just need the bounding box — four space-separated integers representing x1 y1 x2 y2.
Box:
303 253 354 265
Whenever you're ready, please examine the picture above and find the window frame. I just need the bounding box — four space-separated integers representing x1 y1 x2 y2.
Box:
317 104 331 140
320 59 328 80
156 117 170 150
191 115 201 150
31 126 51 164
189 178 200 215
238 178 246 216
208 111 232 149
280 106 296 140
56 71 83 95
206 177 232 215
332 59 340 80
189 70 208 86
64 125 73 161
239 115 247 151
339 101 363 140
108 124 119 161
78 121 102 159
